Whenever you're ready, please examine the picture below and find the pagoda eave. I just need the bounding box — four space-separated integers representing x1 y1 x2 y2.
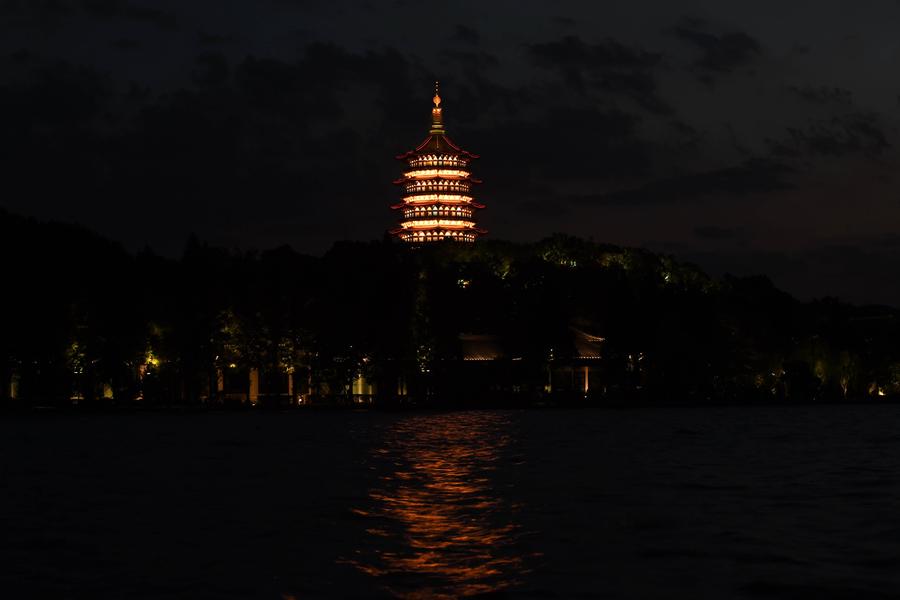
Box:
389 227 487 236
393 200 482 209
399 224 477 231
393 176 481 185
392 226 479 234
395 134 480 161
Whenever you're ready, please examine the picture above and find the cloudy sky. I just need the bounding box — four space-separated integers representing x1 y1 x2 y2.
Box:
2 0 900 305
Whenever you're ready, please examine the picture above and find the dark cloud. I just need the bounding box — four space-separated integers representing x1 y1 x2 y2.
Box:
0 0 178 29
474 107 651 183
552 16 575 27
80 0 178 29
457 105 655 224
0 42 429 252
576 158 793 206
0 61 113 127
596 69 670 114
234 56 331 118
441 50 500 71
694 225 744 241
452 24 479 44
198 31 239 46
788 84 853 106
517 194 568 218
667 120 703 152
770 112 890 158
9 48 32 63
806 242 900 306
873 233 900 248
111 38 140 51
230 43 420 129
445 72 530 126
529 35 660 72
192 52 229 87
672 22 760 77
718 241 900 306
528 36 669 113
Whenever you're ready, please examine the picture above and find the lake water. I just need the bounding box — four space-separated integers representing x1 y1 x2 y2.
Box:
3 406 900 598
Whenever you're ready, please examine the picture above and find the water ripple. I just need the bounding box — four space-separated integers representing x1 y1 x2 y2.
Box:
341 411 533 598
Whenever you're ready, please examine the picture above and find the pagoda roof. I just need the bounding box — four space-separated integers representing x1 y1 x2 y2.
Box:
396 133 479 161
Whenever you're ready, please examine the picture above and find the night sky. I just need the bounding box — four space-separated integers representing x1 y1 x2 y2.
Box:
2 0 899 305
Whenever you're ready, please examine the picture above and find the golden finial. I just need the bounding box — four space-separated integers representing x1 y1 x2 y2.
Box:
433 80 441 107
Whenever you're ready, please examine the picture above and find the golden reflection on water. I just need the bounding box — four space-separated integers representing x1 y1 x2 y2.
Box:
346 411 529 598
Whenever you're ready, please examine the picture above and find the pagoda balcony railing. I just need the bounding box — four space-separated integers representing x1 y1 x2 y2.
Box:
399 230 477 243
404 182 471 194
403 208 473 219
402 168 471 179
400 219 476 230
400 193 475 204
407 156 469 168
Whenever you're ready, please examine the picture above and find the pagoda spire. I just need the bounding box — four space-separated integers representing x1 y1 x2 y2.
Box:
430 80 445 134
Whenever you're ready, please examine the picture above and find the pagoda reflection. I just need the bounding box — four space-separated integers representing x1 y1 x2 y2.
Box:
347 411 530 598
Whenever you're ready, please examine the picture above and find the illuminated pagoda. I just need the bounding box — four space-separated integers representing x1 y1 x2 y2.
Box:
391 83 485 243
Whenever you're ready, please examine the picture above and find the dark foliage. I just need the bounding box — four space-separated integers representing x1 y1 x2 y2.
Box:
1 209 899 408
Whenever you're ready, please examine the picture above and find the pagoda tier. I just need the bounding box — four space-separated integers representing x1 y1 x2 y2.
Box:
391 83 486 243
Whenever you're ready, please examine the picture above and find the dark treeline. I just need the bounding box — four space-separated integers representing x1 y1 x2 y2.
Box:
1 207 899 409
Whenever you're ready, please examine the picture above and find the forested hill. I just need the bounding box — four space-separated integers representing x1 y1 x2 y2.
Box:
1 207 898 406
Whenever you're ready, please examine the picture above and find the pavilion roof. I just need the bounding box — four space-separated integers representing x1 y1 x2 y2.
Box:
460 334 504 361
571 327 605 360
